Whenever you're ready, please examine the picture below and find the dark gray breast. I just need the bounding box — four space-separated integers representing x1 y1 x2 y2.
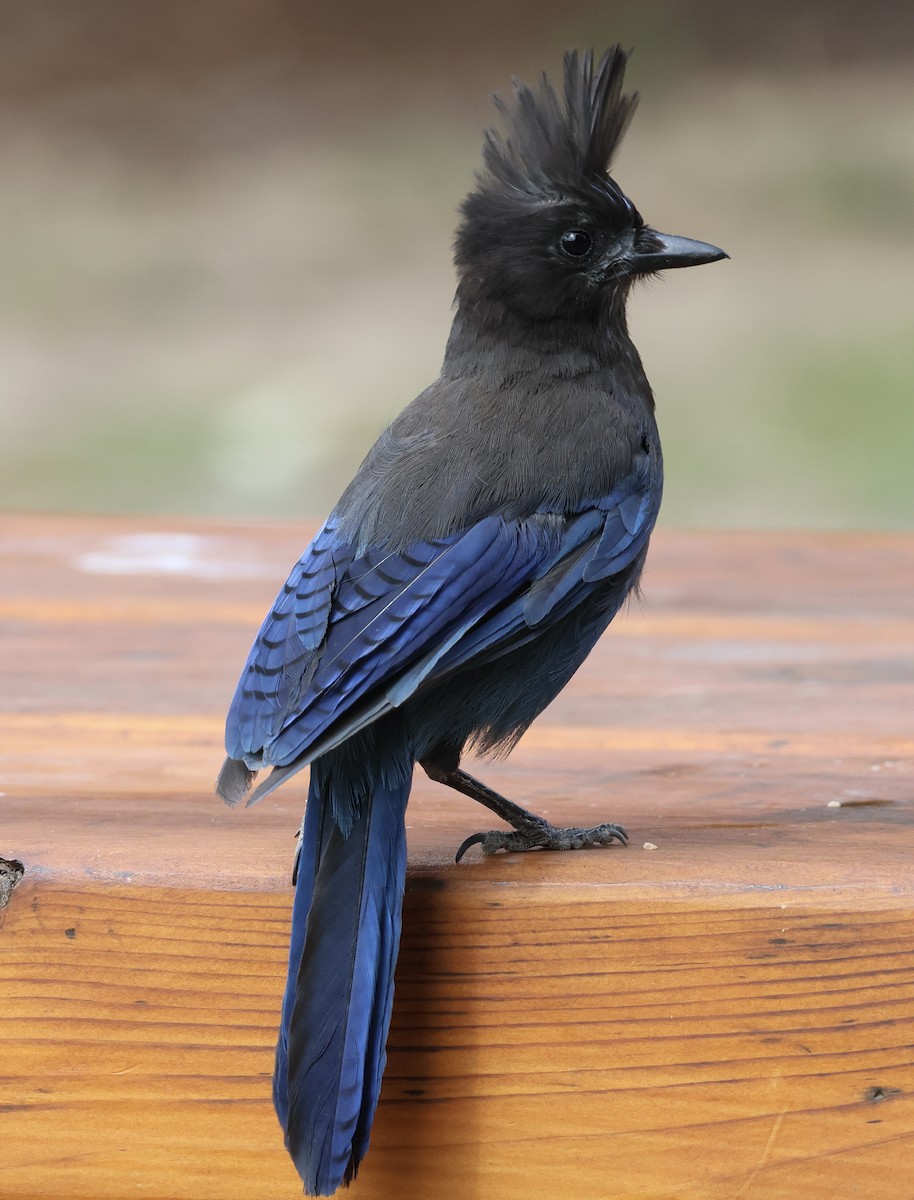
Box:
336 361 658 552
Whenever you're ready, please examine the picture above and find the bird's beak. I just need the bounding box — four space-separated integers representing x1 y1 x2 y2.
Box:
627 230 729 274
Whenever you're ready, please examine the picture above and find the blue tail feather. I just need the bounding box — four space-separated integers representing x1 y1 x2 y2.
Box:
274 764 410 1195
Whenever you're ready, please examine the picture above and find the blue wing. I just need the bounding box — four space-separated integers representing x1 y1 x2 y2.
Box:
222 455 658 803
225 517 355 759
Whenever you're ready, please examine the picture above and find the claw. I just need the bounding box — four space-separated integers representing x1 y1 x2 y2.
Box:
598 823 628 846
455 831 488 863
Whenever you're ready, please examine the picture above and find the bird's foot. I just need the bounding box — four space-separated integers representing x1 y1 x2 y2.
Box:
418 757 628 863
455 817 627 862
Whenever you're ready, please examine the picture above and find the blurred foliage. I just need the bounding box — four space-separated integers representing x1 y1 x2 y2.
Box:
0 1 912 528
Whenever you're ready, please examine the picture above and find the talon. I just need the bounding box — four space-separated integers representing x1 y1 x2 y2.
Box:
595 823 627 846
455 832 488 863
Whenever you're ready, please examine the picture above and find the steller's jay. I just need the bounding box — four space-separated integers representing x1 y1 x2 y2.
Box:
217 47 726 1196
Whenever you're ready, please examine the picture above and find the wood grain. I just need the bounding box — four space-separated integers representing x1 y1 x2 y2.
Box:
2 513 913 1198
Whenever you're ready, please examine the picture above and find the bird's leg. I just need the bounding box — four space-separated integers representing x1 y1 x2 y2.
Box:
419 759 627 862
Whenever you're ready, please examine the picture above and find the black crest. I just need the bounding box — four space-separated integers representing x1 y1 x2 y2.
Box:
479 47 637 197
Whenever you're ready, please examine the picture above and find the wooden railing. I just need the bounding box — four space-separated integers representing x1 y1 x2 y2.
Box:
3 513 913 1198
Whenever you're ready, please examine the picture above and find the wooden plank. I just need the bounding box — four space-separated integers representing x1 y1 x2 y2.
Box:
2 513 913 1198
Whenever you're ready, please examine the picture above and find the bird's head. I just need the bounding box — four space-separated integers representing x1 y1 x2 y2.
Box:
454 48 726 326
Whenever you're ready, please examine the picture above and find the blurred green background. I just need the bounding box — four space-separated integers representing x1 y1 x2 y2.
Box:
2 1 912 529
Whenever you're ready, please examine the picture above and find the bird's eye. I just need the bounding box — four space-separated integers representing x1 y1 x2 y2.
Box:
559 229 593 259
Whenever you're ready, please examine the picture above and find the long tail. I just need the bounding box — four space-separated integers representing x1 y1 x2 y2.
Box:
274 761 411 1195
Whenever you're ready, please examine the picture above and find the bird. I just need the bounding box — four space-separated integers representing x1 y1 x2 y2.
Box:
217 46 726 1196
